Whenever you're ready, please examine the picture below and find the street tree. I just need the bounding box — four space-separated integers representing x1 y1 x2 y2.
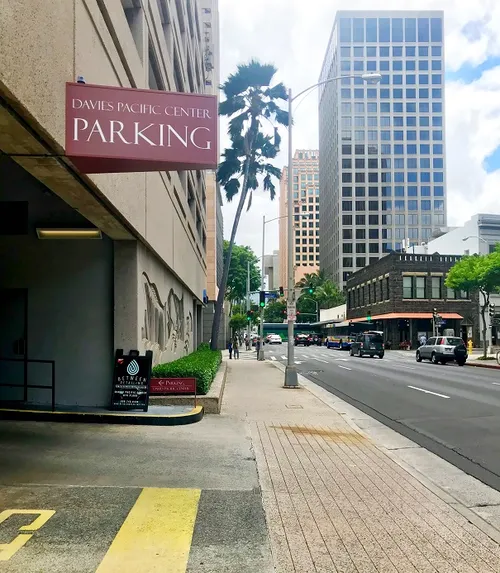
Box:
296 270 326 293
224 241 260 310
210 60 288 350
229 314 249 334
445 248 500 358
263 299 287 323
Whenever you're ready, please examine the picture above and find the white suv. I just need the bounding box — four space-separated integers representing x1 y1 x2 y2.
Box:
268 334 282 345
416 336 468 366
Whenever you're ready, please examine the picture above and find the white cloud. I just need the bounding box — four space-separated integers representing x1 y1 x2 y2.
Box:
219 0 500 256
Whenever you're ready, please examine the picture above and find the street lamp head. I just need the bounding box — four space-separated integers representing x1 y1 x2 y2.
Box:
361 72 382 84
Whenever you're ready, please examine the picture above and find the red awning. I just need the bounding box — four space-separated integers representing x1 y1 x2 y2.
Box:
349 312 463 323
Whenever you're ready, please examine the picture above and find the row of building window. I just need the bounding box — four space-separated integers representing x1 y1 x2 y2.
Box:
339 17 443 44
342 187 444 198
341 199 444 211
403 276 468 300
341 60 442 73
341 157 443 167
341 172 444 183
342 130 444 143
340 214 445 226
341 88 443 100
340 143 443 155
340 45 442 58
342 116 443 128
341 101 442 113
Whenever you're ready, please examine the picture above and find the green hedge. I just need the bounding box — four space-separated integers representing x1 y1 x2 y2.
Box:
152 346 222 395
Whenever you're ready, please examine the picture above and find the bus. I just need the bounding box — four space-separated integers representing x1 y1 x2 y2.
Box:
323 321 375 350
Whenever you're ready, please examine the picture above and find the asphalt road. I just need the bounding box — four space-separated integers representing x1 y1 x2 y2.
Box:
263 343 500 491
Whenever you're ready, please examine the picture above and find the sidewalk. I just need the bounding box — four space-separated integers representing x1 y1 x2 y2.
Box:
223 358 500 573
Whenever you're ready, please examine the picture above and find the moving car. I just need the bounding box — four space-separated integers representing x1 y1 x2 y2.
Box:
294 334 310 346
349 332 385 358
310 334 322 346
416 336 467 366
268 334 283 345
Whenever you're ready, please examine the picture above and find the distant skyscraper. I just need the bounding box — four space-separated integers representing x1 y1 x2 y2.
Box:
318 11 446 286
279 150 320 288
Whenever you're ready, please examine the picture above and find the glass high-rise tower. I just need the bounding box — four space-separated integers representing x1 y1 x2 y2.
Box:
318 11 446 286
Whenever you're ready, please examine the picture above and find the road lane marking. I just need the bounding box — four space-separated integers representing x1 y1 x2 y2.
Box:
281 355 287 360
408 386 450 399
312 358 329 363
338 365 352 371
493 383 500 386
335 358 349 361
97 488 200 573
0 509 56 561
270 356 276 361
295 361 302 365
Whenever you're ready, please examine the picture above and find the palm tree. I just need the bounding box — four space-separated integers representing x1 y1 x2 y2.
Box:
315 280 345 309
296 270 326 293
210 60 289 350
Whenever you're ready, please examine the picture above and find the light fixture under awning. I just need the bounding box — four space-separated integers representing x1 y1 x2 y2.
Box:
36 228 102 240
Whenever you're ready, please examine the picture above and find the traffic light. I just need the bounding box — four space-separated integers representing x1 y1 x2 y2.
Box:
432 308 439 321
308 283 314 295
259 291 266 307
246 310 254 322
489 304 495 318
366 309 371 323
279 286 284 297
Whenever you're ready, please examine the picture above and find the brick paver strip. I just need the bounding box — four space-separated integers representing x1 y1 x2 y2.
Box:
252 418 500 573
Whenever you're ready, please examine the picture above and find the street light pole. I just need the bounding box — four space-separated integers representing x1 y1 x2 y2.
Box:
246 260 251 347
258 215 266 360
283 72 381 389
285 87 297 386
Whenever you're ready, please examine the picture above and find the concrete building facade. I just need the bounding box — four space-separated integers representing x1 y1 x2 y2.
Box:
279 150 320 289
264 250 280 291
319 10 446 287
0 0 217 408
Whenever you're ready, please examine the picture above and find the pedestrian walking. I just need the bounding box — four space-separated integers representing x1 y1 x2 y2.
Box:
227 340 233 359
419 334 427 347
233 336 240 359
255 337 261 357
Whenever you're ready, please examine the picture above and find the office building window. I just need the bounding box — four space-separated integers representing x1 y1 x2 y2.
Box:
403 277 413 299
446 287 456 300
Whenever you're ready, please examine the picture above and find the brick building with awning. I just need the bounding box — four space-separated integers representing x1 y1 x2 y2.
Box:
345 253 479 349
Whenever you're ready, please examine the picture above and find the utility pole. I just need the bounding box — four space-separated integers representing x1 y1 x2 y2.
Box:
258 215 266 360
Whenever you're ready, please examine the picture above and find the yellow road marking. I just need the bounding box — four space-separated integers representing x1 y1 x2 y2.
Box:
0 509 56 561
96 488 201 573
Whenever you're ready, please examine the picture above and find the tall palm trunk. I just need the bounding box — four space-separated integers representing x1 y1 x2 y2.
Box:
210 147 255 350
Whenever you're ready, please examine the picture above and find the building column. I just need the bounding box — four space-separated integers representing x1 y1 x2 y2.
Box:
113 241 140 353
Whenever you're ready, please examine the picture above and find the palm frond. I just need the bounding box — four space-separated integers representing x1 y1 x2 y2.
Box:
228 111 249 140
217 152 241 185
274 108 290 127
222 60 277 98
263 174 277 200
247 161 259 190
263 82 288 101
264 164 282 179
219 96 246 117
246 190 253 211
274 127 281 148
224 178 241 201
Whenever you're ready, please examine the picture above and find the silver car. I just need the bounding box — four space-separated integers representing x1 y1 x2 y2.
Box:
416 336 467 366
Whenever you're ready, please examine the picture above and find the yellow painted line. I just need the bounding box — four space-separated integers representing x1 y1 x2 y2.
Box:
0 406 203 419
96 488 201 573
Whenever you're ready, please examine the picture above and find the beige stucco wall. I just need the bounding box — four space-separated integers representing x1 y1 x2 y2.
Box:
0 0 207 301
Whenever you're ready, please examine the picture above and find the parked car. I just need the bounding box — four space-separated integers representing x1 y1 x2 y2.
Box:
265 333 275 343
294 334 310 346
416 336 467 366
268 334 283 345
349 332 385 358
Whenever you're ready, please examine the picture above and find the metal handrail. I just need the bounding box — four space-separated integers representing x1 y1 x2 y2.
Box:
0 357 55 411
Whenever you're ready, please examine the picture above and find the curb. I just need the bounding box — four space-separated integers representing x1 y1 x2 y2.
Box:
0 406 204 426
466 361 500 370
